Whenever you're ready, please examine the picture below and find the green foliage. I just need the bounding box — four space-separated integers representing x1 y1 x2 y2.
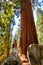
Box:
0 1 15 28
0 0 21 60
0 0 21 28
0 0 15 59
36 9 43 44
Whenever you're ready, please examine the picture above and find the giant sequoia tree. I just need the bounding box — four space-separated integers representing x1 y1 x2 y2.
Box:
20 0 38 57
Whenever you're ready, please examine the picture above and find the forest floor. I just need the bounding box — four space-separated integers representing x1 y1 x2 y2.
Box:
0 52 31 65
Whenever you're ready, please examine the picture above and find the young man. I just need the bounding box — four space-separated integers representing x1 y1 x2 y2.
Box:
13 40 18 57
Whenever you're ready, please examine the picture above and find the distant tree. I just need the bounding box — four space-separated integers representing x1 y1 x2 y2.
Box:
0 0 21 57
36 9 43 44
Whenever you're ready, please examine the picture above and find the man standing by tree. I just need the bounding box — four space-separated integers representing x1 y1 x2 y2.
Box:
13 40 18 57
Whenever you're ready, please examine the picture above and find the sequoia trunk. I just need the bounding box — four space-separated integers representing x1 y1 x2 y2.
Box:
20 0 38 57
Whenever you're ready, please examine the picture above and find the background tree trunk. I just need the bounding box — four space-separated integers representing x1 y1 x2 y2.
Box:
20 0 38 58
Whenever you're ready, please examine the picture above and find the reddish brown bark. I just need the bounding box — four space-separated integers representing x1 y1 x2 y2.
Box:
20 0 38 57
